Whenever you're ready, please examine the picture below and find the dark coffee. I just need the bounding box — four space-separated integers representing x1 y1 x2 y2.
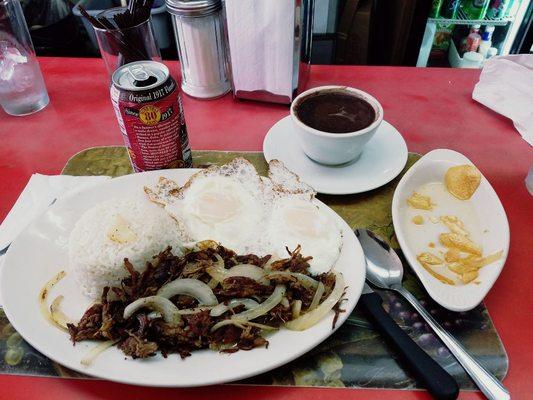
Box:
295 91 376 133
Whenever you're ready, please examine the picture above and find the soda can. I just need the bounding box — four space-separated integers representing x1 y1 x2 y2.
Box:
110 61 192 172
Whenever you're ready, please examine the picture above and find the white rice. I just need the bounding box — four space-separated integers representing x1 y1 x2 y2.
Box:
68 199 183 299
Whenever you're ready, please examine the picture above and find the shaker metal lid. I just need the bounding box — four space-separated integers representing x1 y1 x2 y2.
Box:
165 0 221 16
112 61 169 91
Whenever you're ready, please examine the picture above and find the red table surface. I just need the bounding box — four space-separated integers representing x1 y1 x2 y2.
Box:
0 57 532 400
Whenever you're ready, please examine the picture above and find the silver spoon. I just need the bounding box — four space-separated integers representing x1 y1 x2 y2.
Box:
355 229 510 400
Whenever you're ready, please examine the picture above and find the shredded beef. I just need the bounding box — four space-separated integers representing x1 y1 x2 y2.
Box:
210 325 242 345
68 244 342 360
135 314 151 337
317 272 337 298
68 303 105 342
235 254 271 267
269 245 312 273
119 335 158 358
256 304 293 327
183 310 212 337
215 277 274 299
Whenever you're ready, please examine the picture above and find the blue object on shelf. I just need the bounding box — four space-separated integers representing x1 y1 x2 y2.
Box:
72 0 171 50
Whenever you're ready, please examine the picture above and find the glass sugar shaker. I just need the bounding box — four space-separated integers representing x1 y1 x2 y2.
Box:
166 0 231 99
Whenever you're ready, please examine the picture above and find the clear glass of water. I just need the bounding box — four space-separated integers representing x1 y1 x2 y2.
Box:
0 0 49 116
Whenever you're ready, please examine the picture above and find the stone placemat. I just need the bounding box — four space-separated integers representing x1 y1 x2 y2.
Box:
0 147 508 390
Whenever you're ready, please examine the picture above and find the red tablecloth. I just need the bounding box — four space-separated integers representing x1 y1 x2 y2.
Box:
0 57 532 400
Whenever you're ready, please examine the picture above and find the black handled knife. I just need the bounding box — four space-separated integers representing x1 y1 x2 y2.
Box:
360 283 459 400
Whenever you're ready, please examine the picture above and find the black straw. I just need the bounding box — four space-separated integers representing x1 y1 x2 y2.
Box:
77 0 156 70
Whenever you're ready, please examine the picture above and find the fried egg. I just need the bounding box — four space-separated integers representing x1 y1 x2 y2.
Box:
265 197 343 275
145 158 343 274
161 159 267 254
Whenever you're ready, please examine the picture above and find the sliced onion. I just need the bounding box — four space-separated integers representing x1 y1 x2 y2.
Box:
210 319 246 333
204 265 227 282
265 271 319 289
182 261 204 276
230 264 269 284
39 270 67 331
176 306 214 315
147 308 212 318
309 282 325 311
280 296 290 308
210 298 259 317
231 285 286 322
157 278 218 306
81 340 116 366
207 263 268 285
233 318 278 331
292 300 302 319
147 311 162 320
210 253 225 277
123 296 181 325
213 253 225 266
211 318 277 333
263 255 279 271
284 273 345 331
49 295 74 330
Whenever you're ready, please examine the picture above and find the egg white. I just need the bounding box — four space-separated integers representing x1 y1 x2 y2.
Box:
148 158 344 274
165 175 265 254
265 197 342 275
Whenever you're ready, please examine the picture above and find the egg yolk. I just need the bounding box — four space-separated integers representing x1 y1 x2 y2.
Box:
195 191 240 224
284 204 324 239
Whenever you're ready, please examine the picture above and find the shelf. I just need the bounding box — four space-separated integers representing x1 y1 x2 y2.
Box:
428 9 515 26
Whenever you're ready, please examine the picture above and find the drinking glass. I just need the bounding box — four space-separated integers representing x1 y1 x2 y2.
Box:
94 7 161 78
0 0 49 116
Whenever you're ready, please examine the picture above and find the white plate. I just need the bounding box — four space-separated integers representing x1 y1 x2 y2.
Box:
263 116 408 195
0 169 366 387
392 149 509 312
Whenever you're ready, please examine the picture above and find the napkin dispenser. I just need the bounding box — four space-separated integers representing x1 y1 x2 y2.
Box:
224 0 314 104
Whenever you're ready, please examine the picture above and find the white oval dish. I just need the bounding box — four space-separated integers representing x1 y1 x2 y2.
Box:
392 149 509 312
0 168 366 387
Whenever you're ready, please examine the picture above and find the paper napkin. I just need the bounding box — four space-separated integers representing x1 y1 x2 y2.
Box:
225 0 295 99
0 174 111 304
0 174 111 251
473 54 533 146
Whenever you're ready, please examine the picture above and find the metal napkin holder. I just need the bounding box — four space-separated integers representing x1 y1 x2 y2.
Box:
223 0 314 104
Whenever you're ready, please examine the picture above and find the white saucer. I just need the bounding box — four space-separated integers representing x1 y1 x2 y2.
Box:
263 116 408 195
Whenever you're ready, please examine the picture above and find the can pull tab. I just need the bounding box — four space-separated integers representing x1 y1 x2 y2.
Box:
129 65 158 87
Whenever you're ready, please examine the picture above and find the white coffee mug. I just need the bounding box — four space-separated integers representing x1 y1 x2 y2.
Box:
290 86 384 165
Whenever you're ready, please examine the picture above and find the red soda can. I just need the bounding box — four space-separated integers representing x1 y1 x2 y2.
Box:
110 61 192 172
